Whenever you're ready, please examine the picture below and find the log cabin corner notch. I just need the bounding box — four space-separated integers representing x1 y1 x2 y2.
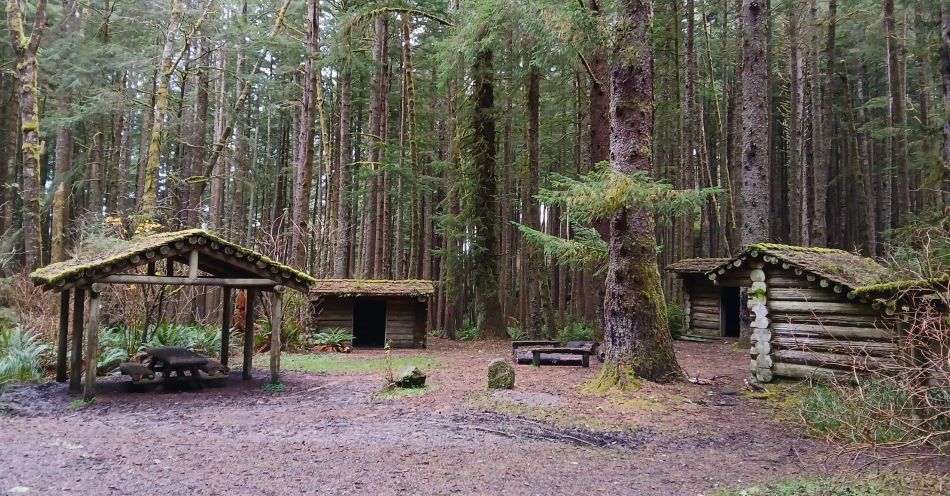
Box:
670 244 909 383
309 279 435 349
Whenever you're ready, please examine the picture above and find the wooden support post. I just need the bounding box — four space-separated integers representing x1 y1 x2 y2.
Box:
220 286 232 367
242 289 257 380
269 287 285 385
188 250 199 279
55 291 70 382
83 285 103 402
69 288 86 391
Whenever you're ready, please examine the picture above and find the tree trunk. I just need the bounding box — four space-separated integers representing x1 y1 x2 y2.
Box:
290 0 319 269
333 67 353 278
140 0 187 224
51 93 73 263
884 0 910 227
738 0 770 246
470 40 505 339
941 1 950 208
525 64 543 338
6 0 49 270
596 0 682 388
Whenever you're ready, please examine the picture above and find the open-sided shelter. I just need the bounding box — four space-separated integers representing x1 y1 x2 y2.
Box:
309 279 434 348
671 244 905 383
30 229 314 400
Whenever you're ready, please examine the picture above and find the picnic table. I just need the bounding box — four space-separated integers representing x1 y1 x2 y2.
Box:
119 347 230 385
146 347 209 380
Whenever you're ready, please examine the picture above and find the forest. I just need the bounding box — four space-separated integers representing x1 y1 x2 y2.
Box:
2 1 950 493
1 0 948 349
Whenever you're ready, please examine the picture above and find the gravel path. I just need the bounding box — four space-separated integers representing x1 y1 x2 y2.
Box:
0 340 893 495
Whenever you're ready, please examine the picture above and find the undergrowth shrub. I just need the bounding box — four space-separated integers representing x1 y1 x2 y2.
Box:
458 326 478 341
666 302 685 338
308 328 352 348
506 326 526 340
557 321 600 343
0 326 50 387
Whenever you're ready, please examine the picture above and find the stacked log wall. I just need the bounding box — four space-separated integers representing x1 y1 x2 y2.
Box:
385 297 427 348
763 266 896 381
685 276 722 336
311 296 355 333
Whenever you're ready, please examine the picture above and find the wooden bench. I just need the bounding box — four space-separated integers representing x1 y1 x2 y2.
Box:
119 362 159 384
511 340 560 362
199 360 230 379
530 347 591 368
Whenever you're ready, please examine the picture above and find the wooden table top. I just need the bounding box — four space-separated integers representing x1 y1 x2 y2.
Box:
145 347 209 368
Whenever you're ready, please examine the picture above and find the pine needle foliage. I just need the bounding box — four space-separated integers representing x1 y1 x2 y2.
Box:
537 162 721 225
517 163 719 270
516 222 608 273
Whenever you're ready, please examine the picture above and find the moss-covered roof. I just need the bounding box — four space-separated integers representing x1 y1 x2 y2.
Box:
30 229 315 291
850 274 950 298
666 257 730 274
710 244 891 291
309 279 435 298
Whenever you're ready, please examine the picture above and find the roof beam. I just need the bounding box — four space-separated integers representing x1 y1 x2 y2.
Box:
98 274 279 288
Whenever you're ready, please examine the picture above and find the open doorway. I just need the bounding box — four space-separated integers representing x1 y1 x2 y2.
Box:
353 299 387 348
720 287 741 338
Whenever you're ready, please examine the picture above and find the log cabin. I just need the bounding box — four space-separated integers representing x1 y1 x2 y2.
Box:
669 244 916 383
309 279 434 349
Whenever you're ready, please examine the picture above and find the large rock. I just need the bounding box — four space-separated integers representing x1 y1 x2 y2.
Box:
488 359 515 389
394 366 427 388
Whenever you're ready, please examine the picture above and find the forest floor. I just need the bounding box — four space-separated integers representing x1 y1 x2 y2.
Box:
0 339 944 495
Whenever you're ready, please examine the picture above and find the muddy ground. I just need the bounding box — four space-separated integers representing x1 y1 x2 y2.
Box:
0 339 938 495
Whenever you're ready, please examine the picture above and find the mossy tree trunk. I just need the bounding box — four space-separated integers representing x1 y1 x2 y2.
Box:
139 0 190 224
595 0 682 388
470 39 506 339
6 0 48 270
739 0 770 247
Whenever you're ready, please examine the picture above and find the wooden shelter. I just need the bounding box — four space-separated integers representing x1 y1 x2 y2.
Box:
670 244 903 383
309 279 434 349
29 229 314 400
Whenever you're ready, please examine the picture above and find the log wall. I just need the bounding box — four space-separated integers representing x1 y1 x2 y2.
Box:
684 275 721 337
762 266 895 381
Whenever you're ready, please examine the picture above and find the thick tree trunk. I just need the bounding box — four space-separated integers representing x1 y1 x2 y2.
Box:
738 0 770 246
596 0 681 388
6 0 48 270
786 2 804 246
470 42 505 339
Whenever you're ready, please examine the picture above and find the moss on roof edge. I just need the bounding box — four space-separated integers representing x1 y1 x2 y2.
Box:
849 274 950 298
30 229 315 287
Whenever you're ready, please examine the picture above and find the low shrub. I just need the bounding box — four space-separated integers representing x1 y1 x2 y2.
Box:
308 328 352 349
666 302 685 338
458 326 478 341
506 326 526 340
557 320 600 343
0 326 50 387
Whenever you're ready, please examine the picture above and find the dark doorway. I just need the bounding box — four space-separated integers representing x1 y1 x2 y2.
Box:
353 299 387 347
721 287 741 338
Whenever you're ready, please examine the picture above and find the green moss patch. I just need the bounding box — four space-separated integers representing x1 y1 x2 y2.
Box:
30 229 315 288
261 353 438 374
374 385 434 400
715 473 947 496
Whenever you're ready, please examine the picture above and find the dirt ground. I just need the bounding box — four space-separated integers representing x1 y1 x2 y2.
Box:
0 339 938 495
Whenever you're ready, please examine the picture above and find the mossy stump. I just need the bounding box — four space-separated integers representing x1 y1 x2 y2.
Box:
488 359 515 389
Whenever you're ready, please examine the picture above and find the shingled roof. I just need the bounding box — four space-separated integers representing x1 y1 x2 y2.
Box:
30 229 315 292
667 257 730 275
709 243 891 293
309 279 435 298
